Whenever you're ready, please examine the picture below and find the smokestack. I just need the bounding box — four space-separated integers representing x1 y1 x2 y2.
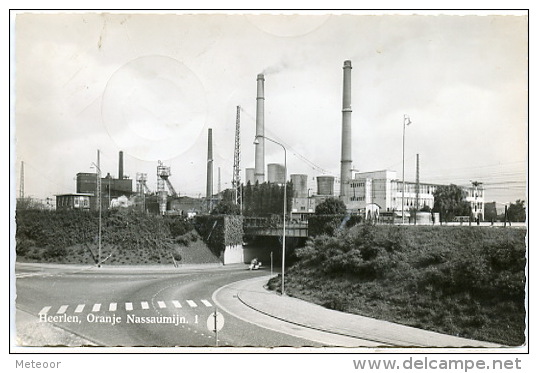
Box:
340 60 353 197
119 151 124 179
255 73 265 183
206 128 213 199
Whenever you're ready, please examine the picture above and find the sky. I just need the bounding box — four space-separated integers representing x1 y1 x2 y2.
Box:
11 10 528 205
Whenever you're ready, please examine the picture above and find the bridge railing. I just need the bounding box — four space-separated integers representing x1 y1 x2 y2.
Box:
243 216 308 228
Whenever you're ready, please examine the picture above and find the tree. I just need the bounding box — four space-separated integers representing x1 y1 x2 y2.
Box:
432 184 471 224
211 199 241 215
315 197 347 215
241 181 291 217
484 202 498 222
507 200 526 222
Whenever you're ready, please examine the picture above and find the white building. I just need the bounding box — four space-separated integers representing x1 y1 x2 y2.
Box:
465 183 485 221
340 170 484 222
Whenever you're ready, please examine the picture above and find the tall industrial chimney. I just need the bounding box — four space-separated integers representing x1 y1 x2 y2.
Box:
340 60 353 197
118 151 124 179
254 73 265 183
206 128 213 199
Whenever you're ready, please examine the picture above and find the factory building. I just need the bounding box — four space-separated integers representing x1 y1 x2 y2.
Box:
343 170 436 220
76 172 133 211
342 170 484 222
56 151 133 211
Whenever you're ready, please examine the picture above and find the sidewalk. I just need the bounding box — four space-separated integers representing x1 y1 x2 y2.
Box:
14 309 97 347
232 275 503 348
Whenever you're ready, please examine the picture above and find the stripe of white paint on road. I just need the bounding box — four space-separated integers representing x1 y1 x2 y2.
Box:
38 306 51 315
57 305 69 314
186 300 198 308
201 299 212 307
109 303 117 312
172 301 182 308
141 301 149 310
92 304 101 312
125 302 133 311
157 301 167 309
75 304 85 313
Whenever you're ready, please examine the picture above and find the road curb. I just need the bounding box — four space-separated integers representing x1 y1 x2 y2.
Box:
235 287 395 346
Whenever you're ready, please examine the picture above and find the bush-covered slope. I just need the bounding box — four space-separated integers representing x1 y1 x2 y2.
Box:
269 225 527 346
15 210 221 265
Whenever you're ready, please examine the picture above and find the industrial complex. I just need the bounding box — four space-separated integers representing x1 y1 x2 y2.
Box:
53 60 485 223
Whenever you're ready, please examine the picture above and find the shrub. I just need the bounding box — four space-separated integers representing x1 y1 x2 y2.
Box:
284 225 527 345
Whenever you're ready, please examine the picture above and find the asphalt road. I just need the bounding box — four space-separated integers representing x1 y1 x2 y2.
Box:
14 263 323 347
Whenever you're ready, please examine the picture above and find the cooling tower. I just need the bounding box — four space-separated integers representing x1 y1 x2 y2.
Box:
267 163 286 184
290 174 308 198
317 176 335 196
245 168 255 185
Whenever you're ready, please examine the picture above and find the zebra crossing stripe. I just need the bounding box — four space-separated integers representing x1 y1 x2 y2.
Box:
39 299 213 314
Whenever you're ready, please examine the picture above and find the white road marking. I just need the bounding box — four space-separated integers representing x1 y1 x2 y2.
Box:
201 299 212 307
186 300 198 308
57 305 68 314
141 301 149 310
109 303 117 312
92 304 101 312
126 302 133 311
74 304 85 313
157 301 167 309
172 301 182 308
38 306 51 315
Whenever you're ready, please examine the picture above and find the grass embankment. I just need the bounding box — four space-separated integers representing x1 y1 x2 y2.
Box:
268 225 526 346
15 210 221 265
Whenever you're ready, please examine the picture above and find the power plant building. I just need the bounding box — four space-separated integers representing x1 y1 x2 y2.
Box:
342 170 484 221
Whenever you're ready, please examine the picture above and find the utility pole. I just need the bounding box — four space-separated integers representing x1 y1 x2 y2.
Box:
218 167 221 197
401 114 411 224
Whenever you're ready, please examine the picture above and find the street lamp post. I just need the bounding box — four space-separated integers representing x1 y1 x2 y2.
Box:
254 135 287 295
402 114 411 224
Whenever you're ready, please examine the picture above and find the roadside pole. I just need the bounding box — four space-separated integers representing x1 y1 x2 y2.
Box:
207 307 224 347
270 251 273 277
214 308 218 347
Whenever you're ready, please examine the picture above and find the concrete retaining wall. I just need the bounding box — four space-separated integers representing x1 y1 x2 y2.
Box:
221 244 244 265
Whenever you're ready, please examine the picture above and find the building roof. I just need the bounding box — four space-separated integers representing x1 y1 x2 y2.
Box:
55 193 94 197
